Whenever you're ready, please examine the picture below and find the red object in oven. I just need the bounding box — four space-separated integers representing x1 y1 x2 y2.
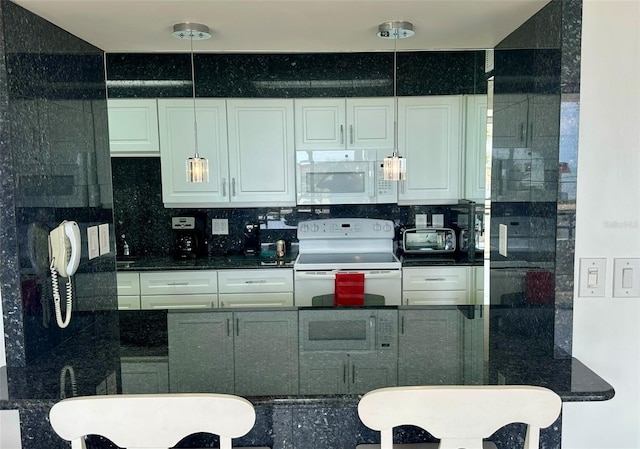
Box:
334 272 365 306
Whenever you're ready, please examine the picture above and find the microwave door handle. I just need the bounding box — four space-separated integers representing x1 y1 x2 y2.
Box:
368 161 375 198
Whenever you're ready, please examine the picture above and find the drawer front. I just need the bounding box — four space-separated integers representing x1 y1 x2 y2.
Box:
217 269 293 294
140 294 216 310
219 292 294 308
118 295 141 310
403 290 470 306
402 267 468 291
117 272 140 296
140 271 217 295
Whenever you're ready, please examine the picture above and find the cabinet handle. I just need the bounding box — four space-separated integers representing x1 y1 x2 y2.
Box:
245 280 267 284
352 363 355 384
226 318 230 337
343 363 347 383
530 122 533 141
340 124 344 144
424 277 447 282
236 318 239 336
401 315 405 334
519 123 525 142
167 282 189 286
232 178 236 197
222 178 227 197
349 125 354 145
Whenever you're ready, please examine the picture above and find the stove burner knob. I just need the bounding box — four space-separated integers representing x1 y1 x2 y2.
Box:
373 223 382 232
384 224 392 232
312 224 320 232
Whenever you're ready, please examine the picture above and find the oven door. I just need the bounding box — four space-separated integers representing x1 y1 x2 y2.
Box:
296 150 377 205
294 269 402 307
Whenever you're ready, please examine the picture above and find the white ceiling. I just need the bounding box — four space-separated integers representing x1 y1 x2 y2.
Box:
11 0 551 53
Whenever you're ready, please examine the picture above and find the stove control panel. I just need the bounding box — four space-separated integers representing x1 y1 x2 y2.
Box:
298 218 394 239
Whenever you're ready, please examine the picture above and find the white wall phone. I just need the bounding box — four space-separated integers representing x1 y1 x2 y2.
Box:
48 220 81 328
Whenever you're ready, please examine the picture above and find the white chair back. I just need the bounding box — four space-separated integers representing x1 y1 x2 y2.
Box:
49 393 257 449
357 385 562 449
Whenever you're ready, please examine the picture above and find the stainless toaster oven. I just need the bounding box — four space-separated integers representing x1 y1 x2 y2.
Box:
402 228 456 253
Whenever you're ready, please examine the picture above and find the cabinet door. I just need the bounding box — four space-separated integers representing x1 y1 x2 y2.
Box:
140 294 216 310
234 311 299 396
294 98 346 150
226 99 296 206
121 359 169 394
402 290 470 306
349 353 397 394
118 295 141 310
107 99 159 155
158 99 229 207
464 95 488 202
346 98 395 149
168 312 234 393
397 96 463 204
217 269 293 294
219 293 294 308
298 353 348 395
402 267 469 291
398 309 463 385
139 270 217 295
492 94 529 149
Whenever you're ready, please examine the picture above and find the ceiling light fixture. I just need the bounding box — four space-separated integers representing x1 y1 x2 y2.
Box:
377 20 414 181
172 22 211 183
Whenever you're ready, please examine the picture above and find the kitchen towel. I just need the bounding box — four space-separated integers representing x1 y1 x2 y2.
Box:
334 272 365 306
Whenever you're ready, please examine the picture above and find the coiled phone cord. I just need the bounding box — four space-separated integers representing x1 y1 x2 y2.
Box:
50 258 72 328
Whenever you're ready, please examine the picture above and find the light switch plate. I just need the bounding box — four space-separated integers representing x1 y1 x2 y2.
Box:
579 258 606 297
212 218 229 235
613 258 640 297
498 224 508 257
87 226 99 260
98 223 110 255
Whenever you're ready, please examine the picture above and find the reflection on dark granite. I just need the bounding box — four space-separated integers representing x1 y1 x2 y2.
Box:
111 157 482 263
106 51 486 99
0 0 117 369
1 306 613 449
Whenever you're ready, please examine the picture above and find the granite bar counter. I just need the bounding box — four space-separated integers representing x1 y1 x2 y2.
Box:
1 306 613 449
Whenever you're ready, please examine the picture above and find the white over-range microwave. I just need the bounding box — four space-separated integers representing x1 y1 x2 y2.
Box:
296 149 397 205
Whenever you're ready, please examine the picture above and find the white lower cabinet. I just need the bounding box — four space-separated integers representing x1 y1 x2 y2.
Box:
116 272 141 310
139 270 218 309
218 269 293 308
402 266 471 305
473 266 485 305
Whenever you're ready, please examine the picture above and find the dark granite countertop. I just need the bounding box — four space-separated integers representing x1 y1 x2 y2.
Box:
116 253 483 271
1 306 614 411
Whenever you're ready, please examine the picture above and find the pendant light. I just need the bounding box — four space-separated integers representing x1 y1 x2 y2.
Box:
173 22 211 183
378 20 414 181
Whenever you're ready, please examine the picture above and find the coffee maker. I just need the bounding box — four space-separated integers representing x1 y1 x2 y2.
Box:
172 216 206 259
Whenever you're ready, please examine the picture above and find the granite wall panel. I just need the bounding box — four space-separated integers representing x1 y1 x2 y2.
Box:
0 0 119 367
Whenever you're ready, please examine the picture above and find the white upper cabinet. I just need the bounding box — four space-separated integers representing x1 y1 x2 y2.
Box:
226 99 296 206
464 95 488 202
108 99 160 156
294 98 395 150
397 95 463 204
158 98 295 208
158 99 229 207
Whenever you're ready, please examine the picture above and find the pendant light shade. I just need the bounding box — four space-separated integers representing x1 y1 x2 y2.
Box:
378 20 414 181
173 22 211 183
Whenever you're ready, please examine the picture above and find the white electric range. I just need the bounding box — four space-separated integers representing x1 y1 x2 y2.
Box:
293 218 402 306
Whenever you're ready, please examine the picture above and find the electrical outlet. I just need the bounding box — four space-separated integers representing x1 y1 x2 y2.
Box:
498 224 508 257
98 223 110 255
212 218 229 235
87 226 99 260
415 214 427 228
